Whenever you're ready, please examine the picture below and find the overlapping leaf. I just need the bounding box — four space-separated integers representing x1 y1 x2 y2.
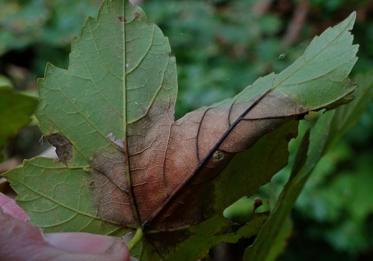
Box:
3 0 359 258
244 73 373 261
0 76 38 149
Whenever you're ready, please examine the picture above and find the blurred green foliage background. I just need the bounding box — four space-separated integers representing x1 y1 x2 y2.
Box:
0 0 372 260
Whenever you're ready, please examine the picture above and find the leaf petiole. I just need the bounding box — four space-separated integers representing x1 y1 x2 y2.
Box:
128 227 144 251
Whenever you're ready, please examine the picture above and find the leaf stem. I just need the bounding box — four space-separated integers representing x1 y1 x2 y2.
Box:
128 227 143 251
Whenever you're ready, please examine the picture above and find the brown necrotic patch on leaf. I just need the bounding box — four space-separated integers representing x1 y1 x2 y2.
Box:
4 0 356 252
83 83 314 232
88 89 310 231
54 3 354 234
45 133 73 164
90 148 135 226
146 90 308 229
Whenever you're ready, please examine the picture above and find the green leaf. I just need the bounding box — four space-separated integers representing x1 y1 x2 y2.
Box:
265 217 292 261
243 116 327 261
6 157 123 234
141 213 268 261
243 72 373 261
327 72 373 145
7 0 178 233
3 1 358 258
0 76 38 150
0 75 12 88
295 72 373 253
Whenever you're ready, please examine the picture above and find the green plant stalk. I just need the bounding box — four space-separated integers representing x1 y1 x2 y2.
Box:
128 227 144 251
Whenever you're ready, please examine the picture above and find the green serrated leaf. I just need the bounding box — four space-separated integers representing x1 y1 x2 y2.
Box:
6 0 178 234
243 113 334 261
7 157 124 235
243 72 373 261
3 1 359 259
36 1 176 165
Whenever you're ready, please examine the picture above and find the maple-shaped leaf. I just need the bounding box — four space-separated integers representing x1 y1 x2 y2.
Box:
4 0 358 256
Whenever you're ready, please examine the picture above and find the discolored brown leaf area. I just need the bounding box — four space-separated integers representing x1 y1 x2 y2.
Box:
46 133 73 164
91 89 309 230
5 1 357 245
1 2 358 259
21 1 354 235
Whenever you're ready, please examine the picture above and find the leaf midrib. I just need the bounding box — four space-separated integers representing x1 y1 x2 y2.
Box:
122 3 142 227
144 16 354 227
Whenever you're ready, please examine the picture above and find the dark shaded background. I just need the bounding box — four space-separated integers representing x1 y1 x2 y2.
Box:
0 0 372 260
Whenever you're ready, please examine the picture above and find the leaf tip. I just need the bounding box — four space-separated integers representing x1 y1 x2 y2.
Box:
340 11 357 31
